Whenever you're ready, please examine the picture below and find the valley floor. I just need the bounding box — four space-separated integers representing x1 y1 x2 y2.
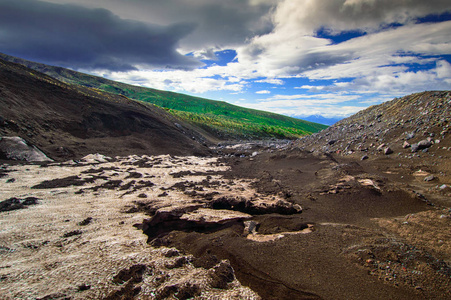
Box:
0 145 450 299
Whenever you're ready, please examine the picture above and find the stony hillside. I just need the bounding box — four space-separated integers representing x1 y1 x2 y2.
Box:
298 91 450 158
0 58 209 161
296 90 451 207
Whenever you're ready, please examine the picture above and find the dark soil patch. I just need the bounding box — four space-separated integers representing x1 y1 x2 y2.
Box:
104 264 149 300
31 174 109 189
77 217 92 226
90 180 123 191
0 197 40 212
112 264 148 285
125 172 143 179
62 230 82 238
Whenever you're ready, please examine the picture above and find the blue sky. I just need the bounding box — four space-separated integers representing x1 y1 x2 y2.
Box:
1 0 451 120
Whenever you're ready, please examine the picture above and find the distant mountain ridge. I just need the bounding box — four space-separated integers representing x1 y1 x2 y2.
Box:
297 115 342 126
0 52 327 140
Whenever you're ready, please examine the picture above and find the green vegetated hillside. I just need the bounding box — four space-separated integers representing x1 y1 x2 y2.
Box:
0 53 327 139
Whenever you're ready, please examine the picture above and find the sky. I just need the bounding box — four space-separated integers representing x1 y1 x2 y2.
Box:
1 0 451 121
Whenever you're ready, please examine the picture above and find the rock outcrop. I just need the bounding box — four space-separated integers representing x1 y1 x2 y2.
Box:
0 136 53 162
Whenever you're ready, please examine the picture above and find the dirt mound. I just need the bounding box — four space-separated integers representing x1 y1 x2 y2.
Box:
0 58 209 161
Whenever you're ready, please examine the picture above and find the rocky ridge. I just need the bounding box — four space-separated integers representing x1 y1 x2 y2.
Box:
298 91 450 158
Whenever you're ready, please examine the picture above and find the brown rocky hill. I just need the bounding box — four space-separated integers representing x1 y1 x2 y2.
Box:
298 91 450 157
0 58 209 161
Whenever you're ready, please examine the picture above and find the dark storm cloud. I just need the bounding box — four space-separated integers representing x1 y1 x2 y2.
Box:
45 0 276 51
161 0 275 50
0 0 201 71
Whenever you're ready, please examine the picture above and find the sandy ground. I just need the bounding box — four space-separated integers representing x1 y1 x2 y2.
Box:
0 154 260 299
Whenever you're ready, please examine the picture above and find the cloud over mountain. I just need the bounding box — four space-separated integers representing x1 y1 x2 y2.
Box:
1 0 450 118
0 0 200 71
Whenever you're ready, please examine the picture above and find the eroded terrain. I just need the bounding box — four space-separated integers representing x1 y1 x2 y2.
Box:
1 144 450 300
0 154 271 299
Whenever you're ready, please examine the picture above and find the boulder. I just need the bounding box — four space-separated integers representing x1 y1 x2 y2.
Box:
0 136 53 162
384 147 393 155
411 140 432 152
424 175 435 182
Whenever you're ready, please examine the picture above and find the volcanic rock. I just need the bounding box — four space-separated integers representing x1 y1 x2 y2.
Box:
412 140 432 152
0 136 53 162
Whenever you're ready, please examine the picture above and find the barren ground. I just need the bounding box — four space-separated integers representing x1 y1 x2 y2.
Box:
1 145 450 299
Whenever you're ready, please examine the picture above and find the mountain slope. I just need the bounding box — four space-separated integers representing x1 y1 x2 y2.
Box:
0 53 327 139
0 57 210 160
297 91 451 157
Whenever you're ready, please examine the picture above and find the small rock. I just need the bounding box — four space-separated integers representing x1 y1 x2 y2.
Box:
293 204 302 213
402 141 410 149
418 140 432 149
424 175 435 182
243 221 258 235
411 140 432 152
78 284 91 291
361 155 369 160
406 133 415 140
377 144 386 151
384 147 393 155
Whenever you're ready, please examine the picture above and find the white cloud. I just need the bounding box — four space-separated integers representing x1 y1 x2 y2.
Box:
436 60 451 78
100 68 246 94
271 0 451 34
240 93 365 118
254 78 285 85
256 90 271 94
